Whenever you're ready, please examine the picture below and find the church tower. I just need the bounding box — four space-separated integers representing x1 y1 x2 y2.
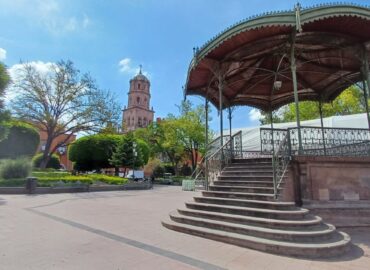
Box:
122 67 154 132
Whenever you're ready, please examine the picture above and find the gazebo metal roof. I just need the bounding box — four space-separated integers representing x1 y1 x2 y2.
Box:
185 3 370 111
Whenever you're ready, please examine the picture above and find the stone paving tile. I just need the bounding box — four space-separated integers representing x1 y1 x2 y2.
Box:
1 186 370 270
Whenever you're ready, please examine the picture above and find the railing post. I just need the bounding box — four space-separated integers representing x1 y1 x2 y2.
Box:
205 159 209 190
239 131 243 158
287 129 292 157
318 100 327 155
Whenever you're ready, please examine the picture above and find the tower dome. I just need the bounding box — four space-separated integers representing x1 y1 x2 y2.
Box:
130 65 149 83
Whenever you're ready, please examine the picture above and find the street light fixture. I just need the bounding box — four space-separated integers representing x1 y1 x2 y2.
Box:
133 141 137 180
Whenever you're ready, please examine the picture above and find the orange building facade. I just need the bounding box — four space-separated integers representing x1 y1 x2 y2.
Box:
38 130 76 171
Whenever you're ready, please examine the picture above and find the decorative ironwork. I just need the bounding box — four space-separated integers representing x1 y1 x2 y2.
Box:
260 128 288 154
288 126 370 156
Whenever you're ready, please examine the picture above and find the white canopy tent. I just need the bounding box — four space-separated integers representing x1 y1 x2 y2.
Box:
227 113 369 151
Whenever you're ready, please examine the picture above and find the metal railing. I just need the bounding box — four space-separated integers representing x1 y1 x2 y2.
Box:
260 126 370 198
204 131 242 189
288 126 370 156
272 132 291 198
260 128 288 154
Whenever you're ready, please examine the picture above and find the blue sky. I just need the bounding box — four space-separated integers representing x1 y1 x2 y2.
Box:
1 0 369 132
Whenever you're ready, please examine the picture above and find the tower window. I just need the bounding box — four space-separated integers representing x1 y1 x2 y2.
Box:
138 83 141 89
137 97 140 104
138 117 142 127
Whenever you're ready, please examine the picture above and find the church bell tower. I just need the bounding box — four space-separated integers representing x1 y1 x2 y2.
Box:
122 66 154 132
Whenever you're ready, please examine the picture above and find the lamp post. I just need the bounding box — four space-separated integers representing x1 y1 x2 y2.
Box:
133 141 137 180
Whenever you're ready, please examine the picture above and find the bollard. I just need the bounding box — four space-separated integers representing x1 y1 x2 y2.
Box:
26 177 38 194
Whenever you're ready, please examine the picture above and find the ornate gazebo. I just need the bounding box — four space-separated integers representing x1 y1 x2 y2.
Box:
184 3 370 190
163 3 370 257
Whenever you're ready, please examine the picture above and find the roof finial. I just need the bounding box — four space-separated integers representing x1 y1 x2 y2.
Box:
139 64 142 74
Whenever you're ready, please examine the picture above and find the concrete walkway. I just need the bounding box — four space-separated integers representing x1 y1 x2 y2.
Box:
0 186 369 270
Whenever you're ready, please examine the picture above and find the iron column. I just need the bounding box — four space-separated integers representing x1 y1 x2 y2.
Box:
218 77 224 147
205 98 209 190
290 31 303 153
363 49 370 129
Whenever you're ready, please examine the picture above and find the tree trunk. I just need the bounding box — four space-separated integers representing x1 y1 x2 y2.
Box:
114 167 119 176
39 136 53 169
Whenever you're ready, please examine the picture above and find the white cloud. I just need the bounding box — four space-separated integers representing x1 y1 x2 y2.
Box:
0 48 6 61
0 0 91 35
119 58 133 73
118 58 150 77
248 108 262 122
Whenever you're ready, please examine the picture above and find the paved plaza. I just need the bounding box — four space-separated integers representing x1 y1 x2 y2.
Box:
0 186 369 270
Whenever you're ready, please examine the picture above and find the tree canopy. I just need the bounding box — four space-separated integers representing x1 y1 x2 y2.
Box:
10 60 121 168
134 100 208 174
0 62 11 141
260 86 367 124
0 121 40 159
109 133 149 173
68 134 121 171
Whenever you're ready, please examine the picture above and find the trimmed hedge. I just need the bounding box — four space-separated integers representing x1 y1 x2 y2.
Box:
32 172 128 186
0 121 40 159
32 153 61 169
68 134 121 171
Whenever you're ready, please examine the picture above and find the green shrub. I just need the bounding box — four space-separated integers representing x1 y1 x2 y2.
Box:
32 171 128 186
32 153 61 169
32 171 69 178
0 121 40 159
88 174 128 185
153 165 165 177
0 158 32 179
68 134 121 171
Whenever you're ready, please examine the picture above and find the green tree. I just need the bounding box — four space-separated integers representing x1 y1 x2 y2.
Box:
170 100 207 171
68 134 121 172
11 60 120 169
260 86 367 124
0 62 11 141
109 133 149 175
0 121 40 159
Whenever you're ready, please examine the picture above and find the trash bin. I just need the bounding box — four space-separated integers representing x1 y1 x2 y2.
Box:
26 177 38 194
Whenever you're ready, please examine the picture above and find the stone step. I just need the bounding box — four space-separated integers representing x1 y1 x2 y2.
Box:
162 219 351 258
221 170 273 176
231 158 272 163
213 180 274 187
178 208 323 230
185 202 308 220
202 190 276 201
227 163 273 168
169 212 336 242
193 196 294 210
218 175 275 181
209 185 276 194
223 166 273 171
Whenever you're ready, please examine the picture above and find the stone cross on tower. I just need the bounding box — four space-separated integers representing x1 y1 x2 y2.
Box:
122 67 154 132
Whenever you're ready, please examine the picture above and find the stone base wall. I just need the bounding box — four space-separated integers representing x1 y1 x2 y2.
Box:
286 156 370 227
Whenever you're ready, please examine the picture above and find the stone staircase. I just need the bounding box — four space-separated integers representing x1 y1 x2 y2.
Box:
162 158 351 258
